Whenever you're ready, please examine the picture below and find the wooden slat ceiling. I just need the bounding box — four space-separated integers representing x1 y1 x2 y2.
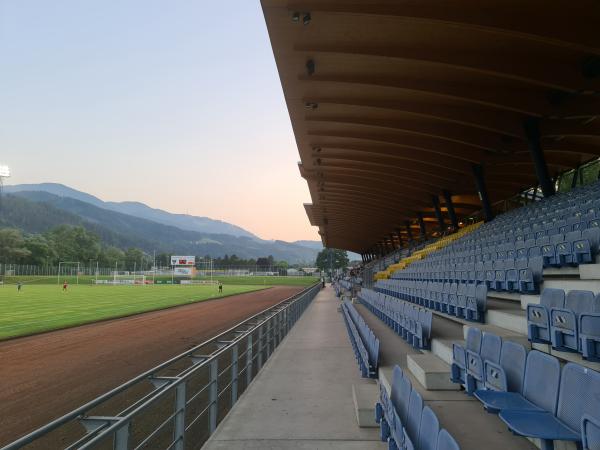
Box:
261 0 600 253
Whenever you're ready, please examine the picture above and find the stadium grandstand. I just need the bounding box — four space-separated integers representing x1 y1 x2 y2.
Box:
4 2 600 450
207 2 600 450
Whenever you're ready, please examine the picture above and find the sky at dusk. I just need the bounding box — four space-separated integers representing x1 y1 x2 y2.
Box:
0 1 320 242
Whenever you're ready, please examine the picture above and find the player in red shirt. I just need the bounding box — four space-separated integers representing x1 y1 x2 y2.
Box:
62 280 68 292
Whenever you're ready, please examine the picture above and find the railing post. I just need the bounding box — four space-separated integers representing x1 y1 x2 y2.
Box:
246 334 253 386
231 344 238 406
173 382 186 450
113 421 130 450
257 325 263 370
208 359 218 434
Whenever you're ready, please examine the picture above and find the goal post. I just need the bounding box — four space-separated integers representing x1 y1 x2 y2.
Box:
57 262 81 285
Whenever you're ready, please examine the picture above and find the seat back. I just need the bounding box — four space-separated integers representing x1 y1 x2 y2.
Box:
437 429 460 450
540 288 565 309
418 406 440 450
480 332 502 365
522 350 561 413
392 373 412 425
556 363 600 433
466 327 482 353
405 389 423 445
500 341 527 393
565 290 597 316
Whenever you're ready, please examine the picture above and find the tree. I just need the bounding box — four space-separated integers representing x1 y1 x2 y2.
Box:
47 225 101 262
316 248 349 273
123 247 148 271
24 234 56 266
100 246 125 268
0 228 31 263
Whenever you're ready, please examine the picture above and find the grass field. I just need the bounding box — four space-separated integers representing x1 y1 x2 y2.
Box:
0 284 272 341
2 275 320 286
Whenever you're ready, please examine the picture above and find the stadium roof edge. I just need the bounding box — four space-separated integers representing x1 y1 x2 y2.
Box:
261 0 600 253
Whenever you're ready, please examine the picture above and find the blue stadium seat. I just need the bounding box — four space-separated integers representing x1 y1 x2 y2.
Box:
550 290 596 352
465 332 502 394
527 288 566 344
418 406 440 450
499 362 600 450
437 429 460 450
474 350 560 414
451 327 482 388
582 414 600 450
579 293 600 362
479 340 527 393
465 283 487 322
402 389 423 450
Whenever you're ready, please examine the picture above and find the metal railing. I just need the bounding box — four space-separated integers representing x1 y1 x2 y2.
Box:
2 283 321 450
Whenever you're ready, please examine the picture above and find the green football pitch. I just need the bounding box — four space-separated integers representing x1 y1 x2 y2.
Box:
0 284 270 341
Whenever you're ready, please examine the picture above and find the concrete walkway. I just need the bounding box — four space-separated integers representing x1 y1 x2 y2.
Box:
203 287 385 450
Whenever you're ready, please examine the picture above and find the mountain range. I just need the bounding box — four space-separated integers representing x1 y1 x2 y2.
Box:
1 183 325 264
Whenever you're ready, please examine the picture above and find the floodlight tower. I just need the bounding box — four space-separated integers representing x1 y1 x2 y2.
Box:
0 164 10 211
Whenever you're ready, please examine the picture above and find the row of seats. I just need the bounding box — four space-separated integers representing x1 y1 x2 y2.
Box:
334 279 352 296
359 288 432 350
374 280 488 322
376 365 460 450
386 182 600 293
527 288 600 360
393 257 543 294
451 328 600 450
340 300 379 378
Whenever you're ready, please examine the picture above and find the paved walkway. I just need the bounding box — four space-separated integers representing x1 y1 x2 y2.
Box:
203 286 385 450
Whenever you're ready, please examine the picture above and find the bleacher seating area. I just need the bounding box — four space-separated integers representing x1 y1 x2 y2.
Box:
380 182 600 294
376 365 460 450
450 328 600 450
527 287 600 361
359 288 432 350
341 300 379 378
374 223 482 281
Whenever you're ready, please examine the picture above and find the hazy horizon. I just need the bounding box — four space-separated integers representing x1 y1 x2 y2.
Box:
4 179 322 243
0 1 319 242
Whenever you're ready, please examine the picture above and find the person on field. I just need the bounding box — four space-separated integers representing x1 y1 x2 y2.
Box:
63 280 68 292
218 282 223 294
17 282 22 292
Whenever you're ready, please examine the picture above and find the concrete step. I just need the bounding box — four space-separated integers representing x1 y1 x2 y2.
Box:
543 278 600 292
543 266 580 278
487 291 521 302
407 354 460 391
430 338 457 366
579 263 600 280
352 382 379 428
520 294 540 310
485 308 527 335
531 342 600 372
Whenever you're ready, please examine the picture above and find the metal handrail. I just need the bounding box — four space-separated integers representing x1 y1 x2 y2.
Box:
2 283 321 450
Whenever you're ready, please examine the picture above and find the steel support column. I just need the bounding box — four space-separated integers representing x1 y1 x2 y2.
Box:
524 117 555 197
472 164 494 222
405 221 414 242
432 195 445 231
395 228 403 248
417 213 426 239
442 190 458 229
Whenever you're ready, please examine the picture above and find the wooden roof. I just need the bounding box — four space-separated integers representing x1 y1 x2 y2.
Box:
261 0 600 253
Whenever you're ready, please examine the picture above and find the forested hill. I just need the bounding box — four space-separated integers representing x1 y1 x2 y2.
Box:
0 193 319 263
